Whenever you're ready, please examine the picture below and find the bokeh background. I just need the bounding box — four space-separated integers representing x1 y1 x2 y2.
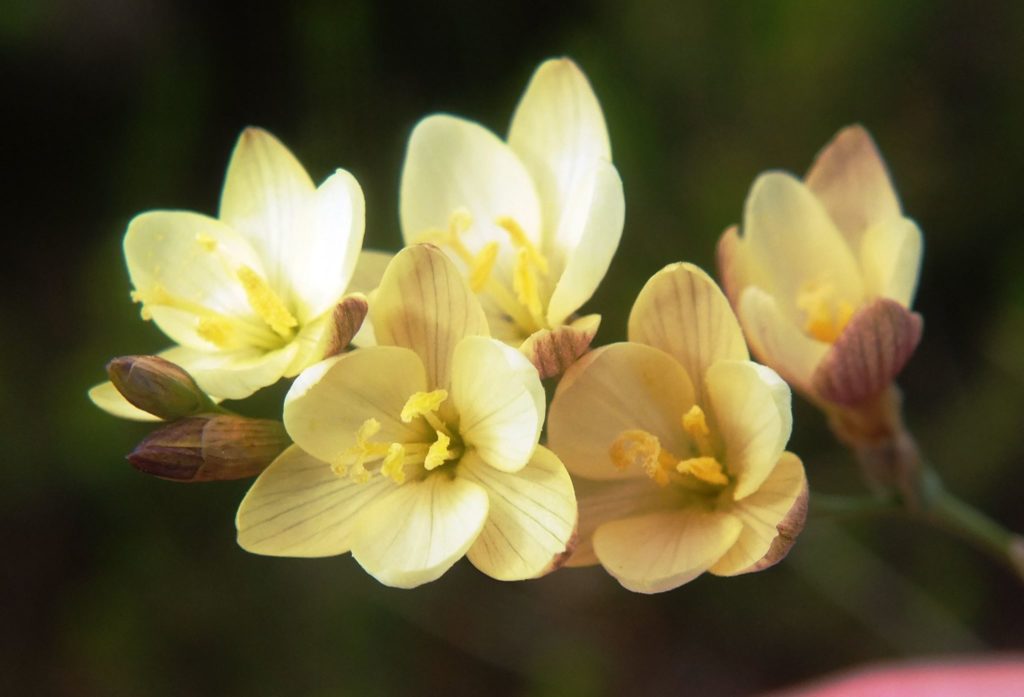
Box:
5 1 1024 695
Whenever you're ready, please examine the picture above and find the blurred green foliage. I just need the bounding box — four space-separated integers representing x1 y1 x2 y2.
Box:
4 1 1024 695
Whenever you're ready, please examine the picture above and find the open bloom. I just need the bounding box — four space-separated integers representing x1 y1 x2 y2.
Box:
718 125 923 408
548 263 807 593
90 127 366 418
399 57 624 376
236 245 577 588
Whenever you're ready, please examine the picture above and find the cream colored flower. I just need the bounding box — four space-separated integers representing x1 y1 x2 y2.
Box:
236 245 577 588
399 58 624 375
718 125 923 407
548 263 807 593
90 128 367 419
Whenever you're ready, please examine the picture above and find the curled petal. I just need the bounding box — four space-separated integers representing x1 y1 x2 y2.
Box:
323 293 369 358
860 217 924 307
520 313 600 379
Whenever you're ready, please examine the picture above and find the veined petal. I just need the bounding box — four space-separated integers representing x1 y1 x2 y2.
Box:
452 336 544 473
236 444 394 557
860 217 924 307
88 380 162 421
737 287 829 398
351 474 489 589
508 59 613 269
371 245 489 391
285 168 366 323
545 159 624 326
629 262 748 402
461 446 577 580
743 172 864 318
709 452 807 576
218 127 316 299
283 346 431 464
705 360 792 501
804 124 902 246
161 342 299 400
400 114 542 252
593 507 743 593
548 343 696 481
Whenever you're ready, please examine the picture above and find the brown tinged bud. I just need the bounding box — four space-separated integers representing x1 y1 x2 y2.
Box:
128 415 290 482
107 355 214 420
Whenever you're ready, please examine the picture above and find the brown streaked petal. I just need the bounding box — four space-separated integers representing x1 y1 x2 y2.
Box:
323 293 369 358
812 298 923 406
740 466 809 574
519 313 600 379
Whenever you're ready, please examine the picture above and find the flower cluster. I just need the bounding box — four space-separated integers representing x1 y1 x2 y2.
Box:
92 58 924 592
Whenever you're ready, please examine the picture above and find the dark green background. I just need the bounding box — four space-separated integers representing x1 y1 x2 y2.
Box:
5 1 1024 695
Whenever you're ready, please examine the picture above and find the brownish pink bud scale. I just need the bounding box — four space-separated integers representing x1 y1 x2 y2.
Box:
128 415 290 482
107 355 212 420
520 314 601 379
323 293 369 358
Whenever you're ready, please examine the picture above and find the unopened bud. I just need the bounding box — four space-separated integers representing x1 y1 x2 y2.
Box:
107 355 213 420
128 415 290 482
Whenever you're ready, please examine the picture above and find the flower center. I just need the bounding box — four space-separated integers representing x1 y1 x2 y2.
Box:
417 209 551 335
796 280 854 343
608 405 729 490
332 389 464 486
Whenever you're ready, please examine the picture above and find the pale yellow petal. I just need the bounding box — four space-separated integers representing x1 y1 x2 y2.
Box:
743 172 864 318
705 360 792 501
716 224 753 307
548 343 696 481
461 446 577 580
351 474 489 588
860 217 923 307
88 381 162 421
347 249 394 295
160 343 299 400
544 159 624 326
283 346 431 465
370 245 489 391
628 262 748 402
282 313 333 377
451 336 544 473
593 508 743 593
236 444 394 557
218 127 315 298
804 124 902 247
400 114 542 253
709 452 807 576
737 286 829 398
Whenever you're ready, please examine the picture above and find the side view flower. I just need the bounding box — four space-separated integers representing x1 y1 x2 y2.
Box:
90 127 366 419
717 125 923 410
548 263 807 593
399 57 625 376
236 245 577 588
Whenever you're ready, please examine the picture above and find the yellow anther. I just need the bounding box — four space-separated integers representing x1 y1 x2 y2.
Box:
796 281 854 343
334 418 392 484
682 405 716 457
469 242 500 292
415 209 476 264
381 443 407 484
449 208 473 235
424 431 453 470
237 265 298 338
513 248 545 319
496 216 548 274
401 389 449 423
196 233 218 252
356 418 382 444
197 317 234 348
676 456 730 486
609 429 677 487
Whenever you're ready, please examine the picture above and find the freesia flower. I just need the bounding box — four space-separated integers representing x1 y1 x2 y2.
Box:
548 263 807 593
90 127 367 419
236 245 577 588
399 57 625 376
718 125 923 408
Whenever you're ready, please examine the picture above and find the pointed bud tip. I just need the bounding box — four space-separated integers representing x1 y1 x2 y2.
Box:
107 355 212 420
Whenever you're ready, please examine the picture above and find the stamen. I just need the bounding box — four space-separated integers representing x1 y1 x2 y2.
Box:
496 216 548 274
333 418 391 484
401 389 449 423
677 456 729 486
380 443 407 484
197 317 234 348
237 266 298 338
469 242 500 292
424 431 453 470
609 429 677 487
796 281 854 343
513 248 545 320
682 405 715 456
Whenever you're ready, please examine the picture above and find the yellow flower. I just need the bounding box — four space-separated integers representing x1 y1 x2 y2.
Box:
717 125 923 407
548 263 807 593
236 245 577 588
398 58 624 375
89 128 368 419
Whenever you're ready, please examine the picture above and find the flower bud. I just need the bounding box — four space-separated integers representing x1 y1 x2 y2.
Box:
128 415 290 482
107 355 213 420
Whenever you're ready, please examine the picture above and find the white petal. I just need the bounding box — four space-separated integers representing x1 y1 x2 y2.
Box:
236 444 394 557
461 446 578 580
218 128 316 300
628 262 748 402
860 217 924 307
451 336 544 473
705 360 792 500
351 474 489 588
593 507 743 593
156 343 298 400
548 343 696 481
545 159 624 326
88 381 161 421
283 346 431 465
